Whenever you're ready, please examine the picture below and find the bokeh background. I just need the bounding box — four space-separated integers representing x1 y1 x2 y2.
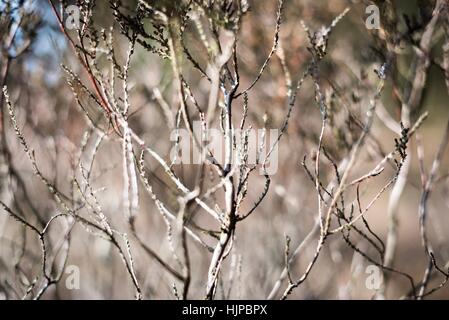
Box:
0 0 448 299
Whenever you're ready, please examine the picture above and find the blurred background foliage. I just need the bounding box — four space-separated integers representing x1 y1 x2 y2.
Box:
0 0 448 299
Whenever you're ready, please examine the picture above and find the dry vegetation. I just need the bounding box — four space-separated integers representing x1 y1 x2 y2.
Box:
1 0 449 300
